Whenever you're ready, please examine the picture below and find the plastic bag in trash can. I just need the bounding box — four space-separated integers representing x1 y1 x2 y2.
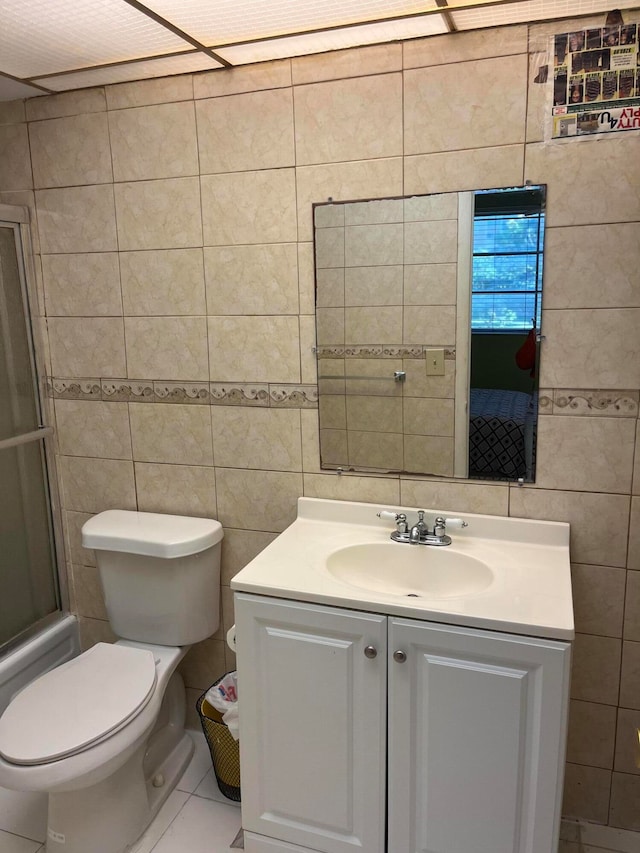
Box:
205 671 239 740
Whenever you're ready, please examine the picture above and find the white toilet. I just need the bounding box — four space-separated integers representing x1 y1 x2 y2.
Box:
0 509 223 853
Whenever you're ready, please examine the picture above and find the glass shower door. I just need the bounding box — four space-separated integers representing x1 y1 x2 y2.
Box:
0 221 60 651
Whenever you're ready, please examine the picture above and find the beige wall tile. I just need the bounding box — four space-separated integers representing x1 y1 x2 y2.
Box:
571 564 625 638
610 772 640 831
403 25 527 68
114 177 202 250
345 266 402 307
630 498 640 571
345 306 402 344
343 358 403 398
69 564 107 621
316 307 345 346
562 764 611 824
125 317 208 381
301 408 322 473
403 435 454 477
36 185 117 253
54 400 132 460
204 244 299 315
296 157 403 241
614 708 640 774
319 428 348 465
400 479 509 516
525 135 640 226
59 455 135 513
298 314 318 385
221 528 278 585
404 397 455 437
106 75 193 110
26 88 106 121
346 396 402 433
345 223 403 266
315 226 345 269
65 510 96 567
212 407 302 471
317 268 345 308
179 636 226 692
634 423 640 496
0 124 32 191
120 249 205 316
403 306 456 346
78 616 117 651
215 468 301 532
620 641 640 710
570 633 621 705
295 73 402 166
49 317 125 377
567 700 616 769
293 43 402 85
134 462 217 518
319 395 346 430
509 488 630 568
201 169 297 246
207 316 300 383
345 198 404 226
525 51 547 145
404 264 457 306
404 145 524 197
402 358 455 399
348 430 403 470
0 99 26 125
109 102 199 181
298 242 315 315
624 569 640 641
544 224 640 309
404 220 458 265
197 88 294 174
535 416 636 494
404 55 527 155
302 472 400 506
42 253 122 316
29 114 112 188
193 60 292 99
404 192 459 222
129 403 214 466
541 310 640 389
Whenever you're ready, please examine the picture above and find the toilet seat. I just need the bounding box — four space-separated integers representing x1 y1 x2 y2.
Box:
0 643 157 766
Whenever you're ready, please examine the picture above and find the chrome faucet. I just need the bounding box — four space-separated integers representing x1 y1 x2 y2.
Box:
378 509 468 546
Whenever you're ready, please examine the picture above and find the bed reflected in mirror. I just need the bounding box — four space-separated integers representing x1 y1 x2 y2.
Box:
313 185 546 482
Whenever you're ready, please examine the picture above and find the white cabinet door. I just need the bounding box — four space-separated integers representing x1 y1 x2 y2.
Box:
235 593 387 853
388 617 571 853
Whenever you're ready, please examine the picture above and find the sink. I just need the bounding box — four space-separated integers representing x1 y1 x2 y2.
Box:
325 542 494 599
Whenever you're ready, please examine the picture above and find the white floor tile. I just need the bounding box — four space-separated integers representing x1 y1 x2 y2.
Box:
194 769 241 808
0 829 43 853
129 790 189 853
150 796 242 853
0 786 47 842
176 731 213 794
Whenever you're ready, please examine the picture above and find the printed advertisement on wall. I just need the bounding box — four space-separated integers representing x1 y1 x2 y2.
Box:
551 23 640 137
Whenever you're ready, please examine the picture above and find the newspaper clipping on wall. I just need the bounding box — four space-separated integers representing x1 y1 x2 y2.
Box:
551 23 640 137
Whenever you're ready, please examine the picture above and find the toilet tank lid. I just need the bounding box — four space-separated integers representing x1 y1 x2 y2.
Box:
82 510 223 558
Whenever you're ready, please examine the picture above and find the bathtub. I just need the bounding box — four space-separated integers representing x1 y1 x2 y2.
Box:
0 614 80 716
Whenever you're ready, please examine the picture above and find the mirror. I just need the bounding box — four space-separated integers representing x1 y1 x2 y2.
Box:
313 185 546 482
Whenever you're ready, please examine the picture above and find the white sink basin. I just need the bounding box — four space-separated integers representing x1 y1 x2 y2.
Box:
326 542 494 599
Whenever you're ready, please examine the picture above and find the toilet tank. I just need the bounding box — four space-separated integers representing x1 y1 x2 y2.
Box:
81 510 223 646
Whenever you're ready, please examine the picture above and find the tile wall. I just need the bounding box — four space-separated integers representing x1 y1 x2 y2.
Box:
1 15 640 839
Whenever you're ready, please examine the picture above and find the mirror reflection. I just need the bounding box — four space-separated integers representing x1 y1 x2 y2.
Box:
313 185 546 482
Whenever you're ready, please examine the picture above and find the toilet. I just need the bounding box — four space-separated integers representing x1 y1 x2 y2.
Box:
0 510 223 853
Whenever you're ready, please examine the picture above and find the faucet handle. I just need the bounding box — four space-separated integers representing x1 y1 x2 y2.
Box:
377 509 408 535
444 518 468 529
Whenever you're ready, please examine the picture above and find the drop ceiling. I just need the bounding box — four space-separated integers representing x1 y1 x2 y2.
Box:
0 0 631 101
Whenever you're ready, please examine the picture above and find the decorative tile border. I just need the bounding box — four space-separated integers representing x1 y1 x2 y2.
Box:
553 389 639 417
49 378 318 409
315 345 456 359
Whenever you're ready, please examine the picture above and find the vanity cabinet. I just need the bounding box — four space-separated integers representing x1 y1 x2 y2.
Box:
235 593 571 853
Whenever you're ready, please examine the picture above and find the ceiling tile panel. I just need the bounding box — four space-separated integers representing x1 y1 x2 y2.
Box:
0 0 191 78
215 16 449 65
144 0 440 45
450 0 616 28
36 52 223 92
0 76 49 100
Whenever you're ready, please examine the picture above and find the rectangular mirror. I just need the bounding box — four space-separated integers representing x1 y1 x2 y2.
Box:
313 185 546 482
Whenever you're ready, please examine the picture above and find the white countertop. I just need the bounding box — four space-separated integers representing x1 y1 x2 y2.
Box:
231 497 574 641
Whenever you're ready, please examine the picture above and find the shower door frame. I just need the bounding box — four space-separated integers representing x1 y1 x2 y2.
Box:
0 202 69 655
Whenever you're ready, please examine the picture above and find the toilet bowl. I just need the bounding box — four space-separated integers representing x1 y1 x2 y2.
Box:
0 510 223 853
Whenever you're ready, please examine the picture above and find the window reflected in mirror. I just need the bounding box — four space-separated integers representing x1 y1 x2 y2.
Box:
313 185 546 483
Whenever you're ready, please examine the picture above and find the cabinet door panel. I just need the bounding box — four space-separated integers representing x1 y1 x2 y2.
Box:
388 618 570 853
235 594 387 853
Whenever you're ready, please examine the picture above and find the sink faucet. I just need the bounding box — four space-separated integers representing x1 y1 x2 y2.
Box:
378 509 468 546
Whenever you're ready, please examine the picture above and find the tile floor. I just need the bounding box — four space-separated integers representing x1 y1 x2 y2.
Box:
0 730 242 853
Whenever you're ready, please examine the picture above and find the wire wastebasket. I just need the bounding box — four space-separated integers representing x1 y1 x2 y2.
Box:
196 682 241 802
